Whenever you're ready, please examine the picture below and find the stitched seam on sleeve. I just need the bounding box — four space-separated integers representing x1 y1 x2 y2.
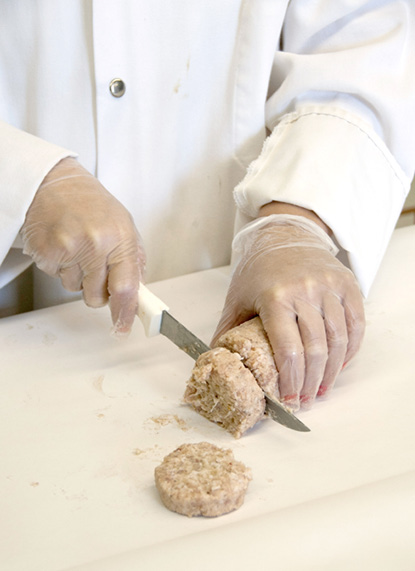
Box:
272 109 409 193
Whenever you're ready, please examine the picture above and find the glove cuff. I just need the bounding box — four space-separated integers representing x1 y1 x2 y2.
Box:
232 213 339 268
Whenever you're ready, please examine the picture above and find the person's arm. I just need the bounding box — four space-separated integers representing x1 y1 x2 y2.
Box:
259 201 330 233
214 1 415 410
234 0 415 296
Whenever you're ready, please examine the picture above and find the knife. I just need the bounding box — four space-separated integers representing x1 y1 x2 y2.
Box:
138 283 310 432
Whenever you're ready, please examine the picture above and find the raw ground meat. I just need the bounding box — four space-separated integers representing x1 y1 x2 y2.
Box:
154 442 252 517
184 347 265 438
216 316 279 399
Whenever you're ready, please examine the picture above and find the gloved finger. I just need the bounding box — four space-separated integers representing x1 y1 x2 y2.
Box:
210 312 234 346
343 290 366 366
295 302 328 409
59 265 83 292
261 307 304 412
317 295 348 398
82 265 110 308
108 259 142 336
30 251 61 277
211 297 253 346
24 222 78 278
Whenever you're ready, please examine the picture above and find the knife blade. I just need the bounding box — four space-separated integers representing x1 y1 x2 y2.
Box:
138 284 310 432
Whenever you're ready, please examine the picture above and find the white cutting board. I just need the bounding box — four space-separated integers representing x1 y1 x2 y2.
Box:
0 227 414 571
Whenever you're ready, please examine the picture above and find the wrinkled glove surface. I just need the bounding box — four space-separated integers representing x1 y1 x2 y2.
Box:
21 157 145 336
212 214 365 411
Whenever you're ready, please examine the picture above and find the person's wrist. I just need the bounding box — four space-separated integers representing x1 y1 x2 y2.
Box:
258 201 331 236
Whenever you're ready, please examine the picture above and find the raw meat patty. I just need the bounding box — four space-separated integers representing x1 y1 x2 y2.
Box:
216 316 279 399
154 442 252 517
184 347 265 438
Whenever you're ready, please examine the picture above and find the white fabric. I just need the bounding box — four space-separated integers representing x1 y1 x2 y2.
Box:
0 0 414 302
233 107 409 295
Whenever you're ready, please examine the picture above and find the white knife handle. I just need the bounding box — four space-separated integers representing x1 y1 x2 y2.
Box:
138 284 169 337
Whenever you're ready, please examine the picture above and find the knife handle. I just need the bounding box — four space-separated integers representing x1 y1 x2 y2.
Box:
138 284 169 337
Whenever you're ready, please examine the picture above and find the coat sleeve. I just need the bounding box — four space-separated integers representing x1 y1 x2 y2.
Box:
0 120 76 284
233 0 415 296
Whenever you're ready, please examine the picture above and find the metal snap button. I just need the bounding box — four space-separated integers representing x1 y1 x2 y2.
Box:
109 78 126 98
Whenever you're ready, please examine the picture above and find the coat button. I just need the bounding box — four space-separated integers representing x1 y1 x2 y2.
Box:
109 78 126 98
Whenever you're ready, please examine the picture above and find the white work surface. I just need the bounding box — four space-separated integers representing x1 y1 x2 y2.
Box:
1 226 414 571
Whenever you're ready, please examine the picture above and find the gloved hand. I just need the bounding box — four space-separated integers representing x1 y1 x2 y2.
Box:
212 214 365 411
21 157 146 336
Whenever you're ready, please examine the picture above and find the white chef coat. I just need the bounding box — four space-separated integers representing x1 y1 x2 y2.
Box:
0 0 414 307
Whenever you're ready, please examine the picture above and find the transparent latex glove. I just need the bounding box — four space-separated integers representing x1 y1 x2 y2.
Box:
21 157 146 336
212 215 365 411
